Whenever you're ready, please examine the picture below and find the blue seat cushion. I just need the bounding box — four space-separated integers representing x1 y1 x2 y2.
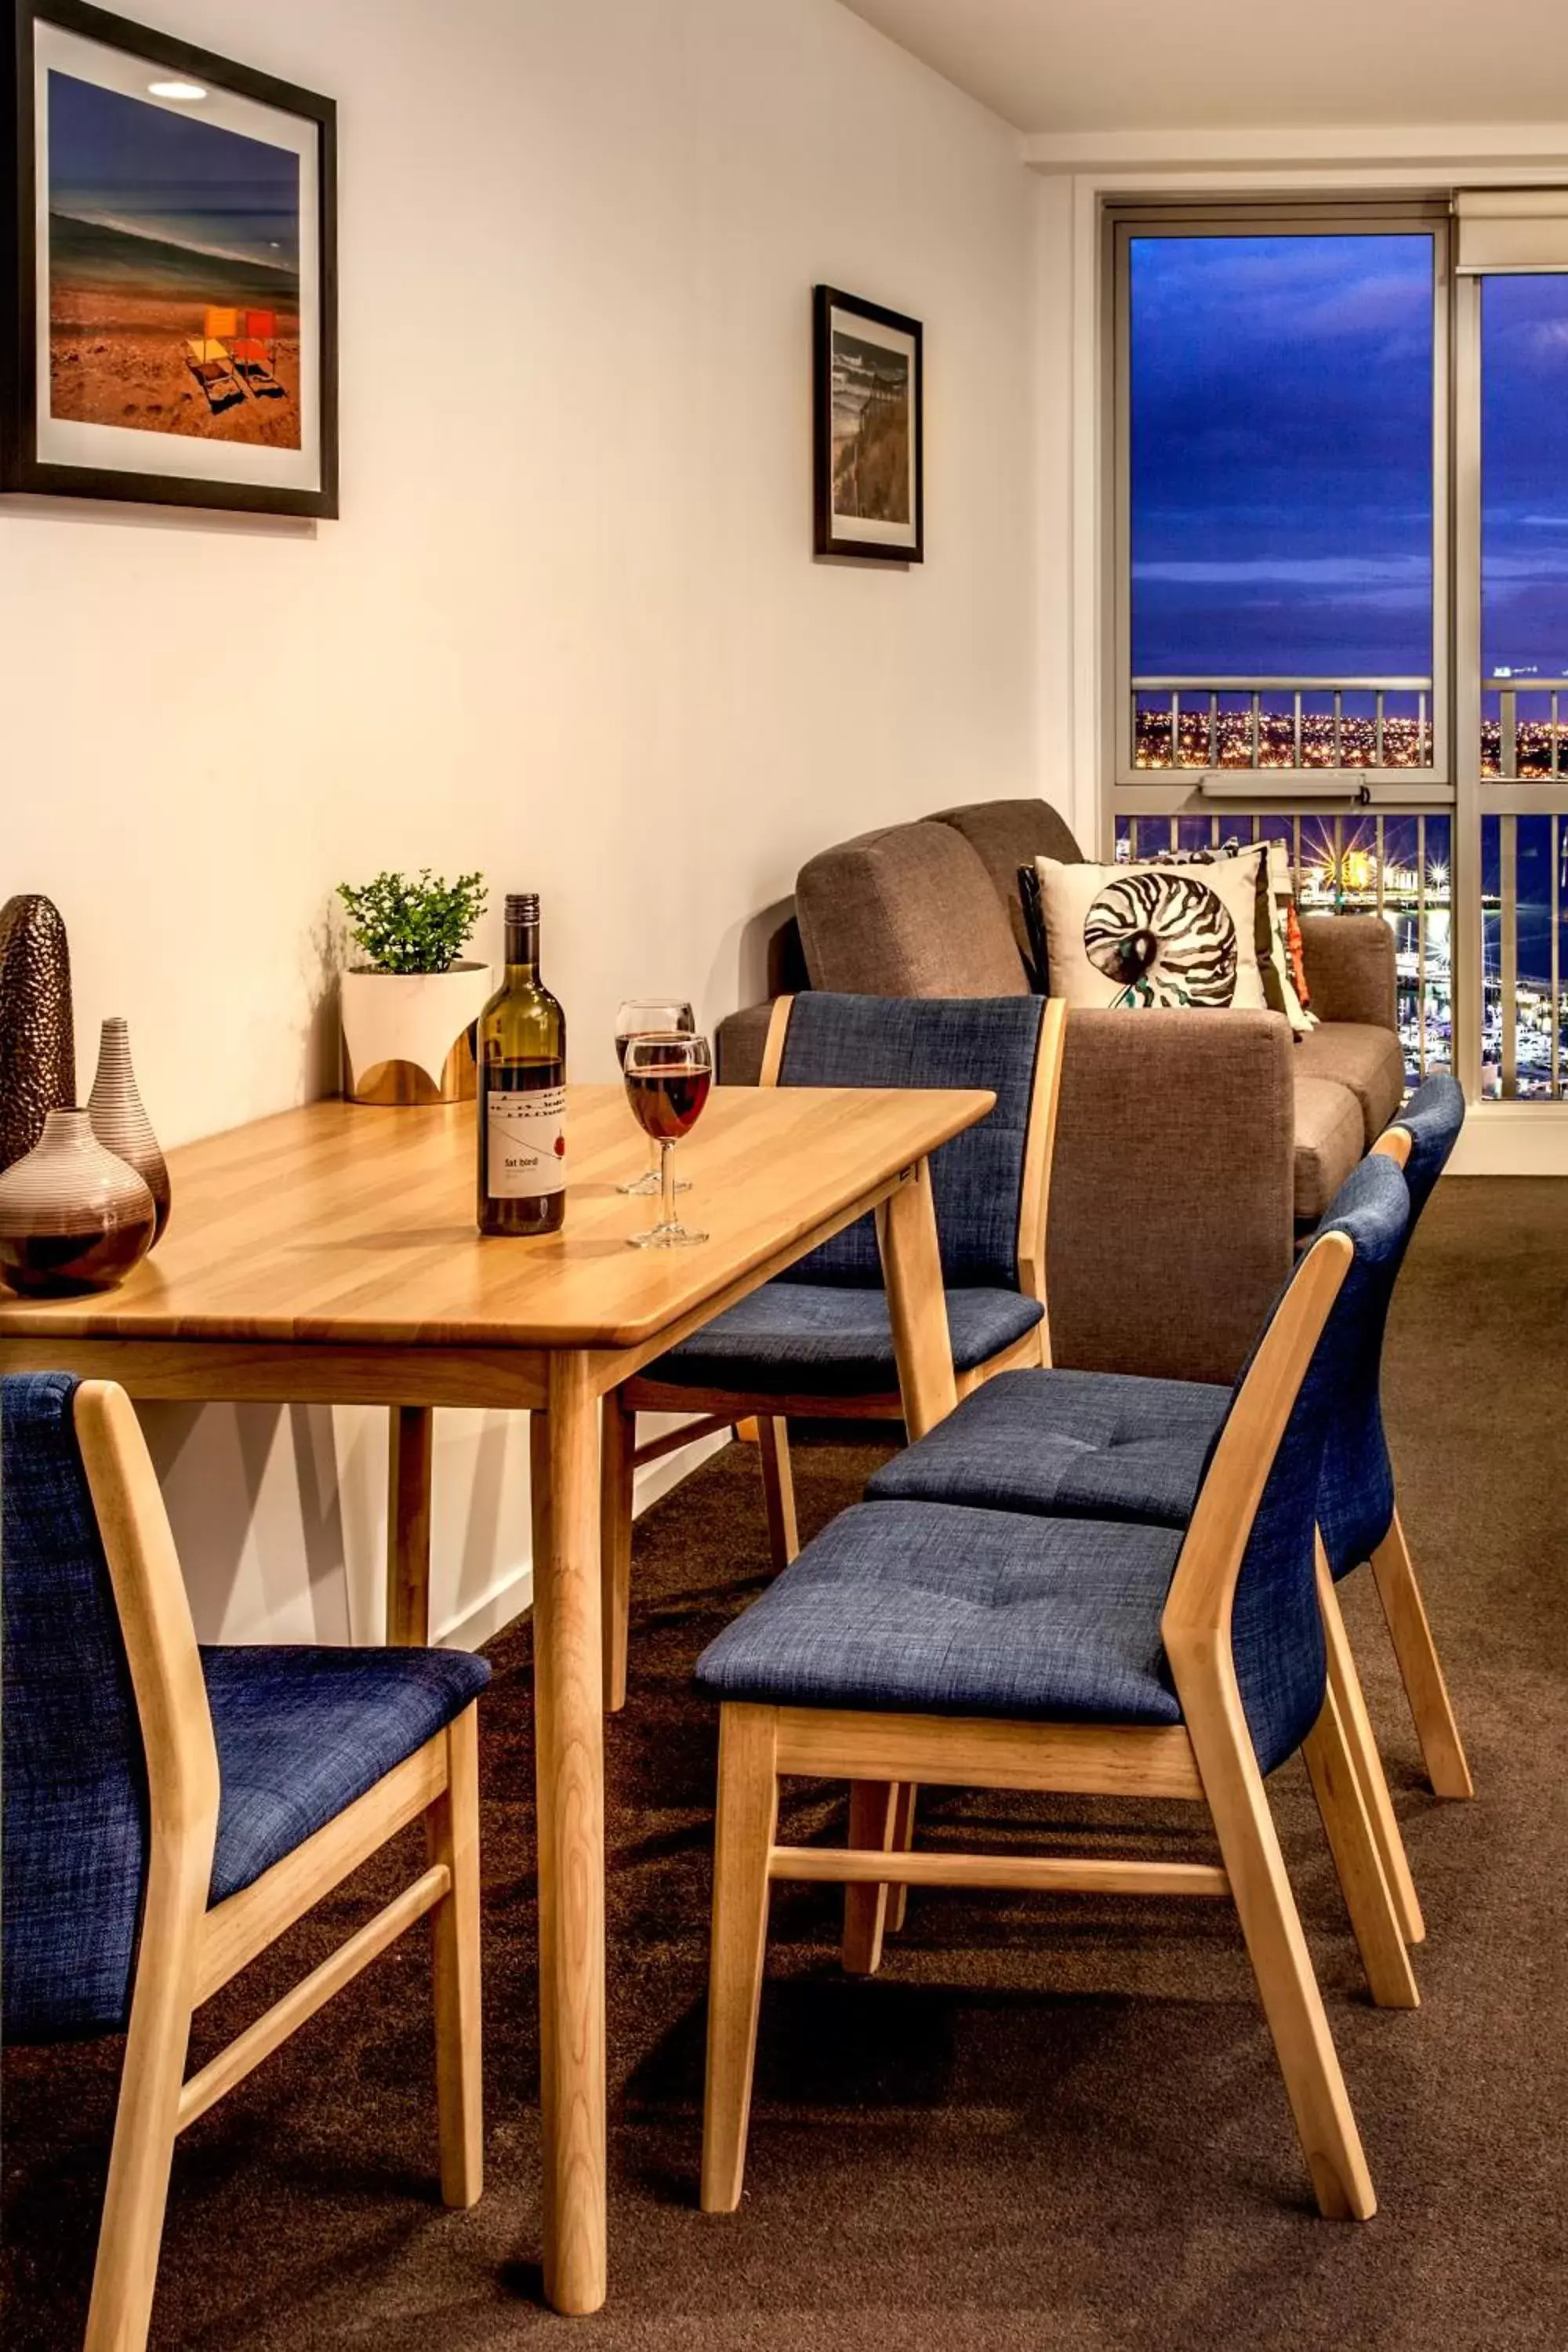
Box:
643 1282 1044 1397
866 1367 1229 1523
695 1500 1185 1726
202 1646 490 1907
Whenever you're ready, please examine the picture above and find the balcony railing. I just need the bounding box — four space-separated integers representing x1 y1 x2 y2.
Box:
1480 808 1568 1099
1131 677 1435 771
1483 676 1568 779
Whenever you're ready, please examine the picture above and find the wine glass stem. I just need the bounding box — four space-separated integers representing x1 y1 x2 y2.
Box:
660 1138 676 1228
647 1134 659 1179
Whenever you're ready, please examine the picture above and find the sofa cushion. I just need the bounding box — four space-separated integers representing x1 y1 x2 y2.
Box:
1292 1074 1364 1223
796 821 1029 997
927 799 1083 965
1296 913 1396 1029
1294 1022 1405 1148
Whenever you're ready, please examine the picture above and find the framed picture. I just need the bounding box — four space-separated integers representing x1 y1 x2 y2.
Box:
0 0 337 516
813 284 922 562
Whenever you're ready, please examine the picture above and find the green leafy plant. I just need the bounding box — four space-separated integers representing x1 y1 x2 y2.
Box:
336 869 488 975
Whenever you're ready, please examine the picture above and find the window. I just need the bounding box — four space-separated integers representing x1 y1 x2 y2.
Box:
1109 196 1568 1107
1117 213 1446 784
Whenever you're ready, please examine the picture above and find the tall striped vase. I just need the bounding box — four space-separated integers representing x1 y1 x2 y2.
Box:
88 1017 171 1245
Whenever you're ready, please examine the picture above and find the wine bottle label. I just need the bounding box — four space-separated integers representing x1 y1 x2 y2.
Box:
486 1086 568 1199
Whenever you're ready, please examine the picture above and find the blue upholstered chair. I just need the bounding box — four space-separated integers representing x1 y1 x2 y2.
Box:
866 1076 1472 1929
2 1374 489 2352
695 1156 1417 2227
601 992 1066 1708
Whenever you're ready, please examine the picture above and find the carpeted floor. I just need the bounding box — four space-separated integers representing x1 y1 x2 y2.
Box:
5 1177 1567 2350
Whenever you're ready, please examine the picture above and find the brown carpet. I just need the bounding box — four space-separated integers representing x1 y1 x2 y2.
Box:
5 1177 1568 2350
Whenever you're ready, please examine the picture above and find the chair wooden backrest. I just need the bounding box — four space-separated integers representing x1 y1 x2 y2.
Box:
76 1381 222 1886
1163 1155 1410 1773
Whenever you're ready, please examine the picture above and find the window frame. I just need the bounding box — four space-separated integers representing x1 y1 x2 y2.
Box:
1107 198 1455 809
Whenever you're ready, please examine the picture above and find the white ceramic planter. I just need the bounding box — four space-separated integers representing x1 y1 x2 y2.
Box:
340 963 492 1105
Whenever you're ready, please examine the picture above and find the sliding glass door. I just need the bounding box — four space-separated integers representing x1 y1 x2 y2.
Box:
1110 198 1568 1107
1465 271 1568 1096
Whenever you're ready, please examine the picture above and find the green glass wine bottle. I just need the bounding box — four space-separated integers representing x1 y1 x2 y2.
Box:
476 893 567 1236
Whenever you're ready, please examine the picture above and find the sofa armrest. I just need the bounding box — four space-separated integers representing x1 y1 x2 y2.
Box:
1298 913 1396 1033
1047 1008 1294 1385
716 1001 776 1086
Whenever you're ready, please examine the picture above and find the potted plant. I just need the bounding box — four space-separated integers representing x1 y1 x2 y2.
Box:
336 869 491 1105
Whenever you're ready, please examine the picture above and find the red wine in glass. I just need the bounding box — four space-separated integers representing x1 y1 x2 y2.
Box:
621 1033 712 1247
625 1061 711 1141
613 1000 694 1191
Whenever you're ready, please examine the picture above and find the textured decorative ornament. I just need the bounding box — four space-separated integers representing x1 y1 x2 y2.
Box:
0 1107 157 1298
89 1017 172 1245
0 895 75 1174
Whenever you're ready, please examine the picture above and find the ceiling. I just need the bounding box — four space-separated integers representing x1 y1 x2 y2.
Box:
840 0 1568 136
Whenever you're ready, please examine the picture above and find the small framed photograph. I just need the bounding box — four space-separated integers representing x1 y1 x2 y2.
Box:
813 284 922 563
0 0 337 516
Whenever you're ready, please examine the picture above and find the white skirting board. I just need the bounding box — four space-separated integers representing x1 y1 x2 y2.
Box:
1446 1102 1568 1177
436 1412 733 1650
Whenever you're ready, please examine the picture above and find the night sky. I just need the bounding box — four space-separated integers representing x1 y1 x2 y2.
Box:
1130 234 1435 680
1482 275 1568 678
1132 233 1568 684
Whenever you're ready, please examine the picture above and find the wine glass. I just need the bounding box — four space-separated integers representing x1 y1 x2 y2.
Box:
622 1033 712 1247
614 997 695 1194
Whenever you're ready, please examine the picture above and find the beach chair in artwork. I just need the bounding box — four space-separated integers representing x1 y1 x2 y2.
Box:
232 309 285 397
186 307 244 411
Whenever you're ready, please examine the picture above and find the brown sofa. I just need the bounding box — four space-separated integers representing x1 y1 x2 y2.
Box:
716 797 1403 1385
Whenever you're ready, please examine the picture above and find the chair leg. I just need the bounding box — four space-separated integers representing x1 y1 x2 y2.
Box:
702 1705 779 2213
757 1415 799 1570
1370 1512 1474 1799
429 1704 484 2207
1319 1558 1425 1946
1190 1717 1377 2222
885 1782 918 1935
85 1860 205 2352
599 1387 637 1712
1301 1685 1420 2010
841 1780 898 1976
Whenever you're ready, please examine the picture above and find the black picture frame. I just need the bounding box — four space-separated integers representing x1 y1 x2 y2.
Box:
813 284 923 563
0 0 337 516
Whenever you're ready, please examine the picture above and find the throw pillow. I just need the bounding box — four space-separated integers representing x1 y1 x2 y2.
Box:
1149 837 1316 1034
1017 862 1049 994
1035 854 1268 1012
1287 902 1313 1011
1261 838 1317 1033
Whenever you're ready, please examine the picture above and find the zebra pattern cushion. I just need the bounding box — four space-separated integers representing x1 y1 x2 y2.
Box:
1034 855 1268 1014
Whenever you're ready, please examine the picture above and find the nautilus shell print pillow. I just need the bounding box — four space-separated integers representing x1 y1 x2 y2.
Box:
1033 855 1268 1013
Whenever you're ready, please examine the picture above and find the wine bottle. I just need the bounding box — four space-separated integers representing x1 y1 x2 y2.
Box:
477 893 567 1236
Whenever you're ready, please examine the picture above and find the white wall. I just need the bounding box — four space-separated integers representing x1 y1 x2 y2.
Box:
4 0 1040 1640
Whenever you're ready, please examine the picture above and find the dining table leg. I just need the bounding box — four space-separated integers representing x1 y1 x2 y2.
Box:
528 1354 608 2314
876 1156 958 1439
387 1403 434 1646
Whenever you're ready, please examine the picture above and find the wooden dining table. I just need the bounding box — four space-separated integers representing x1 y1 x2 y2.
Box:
0 1076 994 2314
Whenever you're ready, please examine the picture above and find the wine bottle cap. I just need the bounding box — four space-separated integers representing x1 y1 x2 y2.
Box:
505 893 540 923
